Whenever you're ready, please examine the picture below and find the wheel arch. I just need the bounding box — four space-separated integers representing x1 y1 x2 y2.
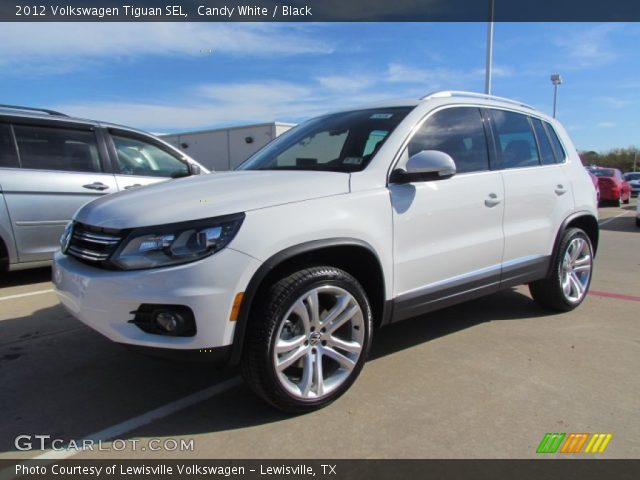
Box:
546 212 599 278
230 238 389 366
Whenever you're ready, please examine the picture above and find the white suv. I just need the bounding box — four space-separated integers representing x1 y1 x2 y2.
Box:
53 91 598 412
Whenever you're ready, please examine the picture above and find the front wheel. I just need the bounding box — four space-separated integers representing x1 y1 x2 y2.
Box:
241 266 373 413
529 228 594 311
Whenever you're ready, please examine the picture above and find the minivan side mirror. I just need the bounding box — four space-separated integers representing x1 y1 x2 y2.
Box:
188 163 202 176
390 150 456 183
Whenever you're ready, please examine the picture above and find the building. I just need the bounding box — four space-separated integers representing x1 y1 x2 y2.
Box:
161 122 294 171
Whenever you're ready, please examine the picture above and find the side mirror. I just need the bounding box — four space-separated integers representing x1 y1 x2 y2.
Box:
390 150 456 183
188 163 202 176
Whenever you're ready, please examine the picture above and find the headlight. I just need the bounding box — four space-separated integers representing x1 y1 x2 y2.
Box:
111 213 244 270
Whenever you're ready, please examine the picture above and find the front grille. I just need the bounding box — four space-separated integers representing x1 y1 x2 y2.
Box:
66 222 124 267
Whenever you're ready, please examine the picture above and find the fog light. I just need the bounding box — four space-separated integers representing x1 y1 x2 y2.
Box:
156 311 180 332
129 304 196 337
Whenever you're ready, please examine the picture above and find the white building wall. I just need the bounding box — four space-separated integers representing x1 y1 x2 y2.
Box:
161 122 294 171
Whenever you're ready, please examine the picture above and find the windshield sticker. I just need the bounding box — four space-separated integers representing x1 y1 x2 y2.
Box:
370 113 393 119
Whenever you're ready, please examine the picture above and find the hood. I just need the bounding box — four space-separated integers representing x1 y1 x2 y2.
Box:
75 170 350 229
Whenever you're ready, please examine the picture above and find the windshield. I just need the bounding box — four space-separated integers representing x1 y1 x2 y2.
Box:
624 172 640 181
592 169 615 177
238 107 413 172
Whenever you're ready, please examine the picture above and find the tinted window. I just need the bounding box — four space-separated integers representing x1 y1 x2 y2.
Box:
491 110 540 169
112 135 189 178
531 118 556 166
543 122 566 162
408 107 489 174
13 124 101 172
238 107 412 172
0 124 19 168
592 169 614 177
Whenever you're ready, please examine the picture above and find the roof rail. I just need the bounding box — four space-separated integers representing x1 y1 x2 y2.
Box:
0 104 68 117
420 91 535 110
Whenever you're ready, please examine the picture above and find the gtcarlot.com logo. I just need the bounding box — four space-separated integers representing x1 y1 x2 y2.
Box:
536 433 613 454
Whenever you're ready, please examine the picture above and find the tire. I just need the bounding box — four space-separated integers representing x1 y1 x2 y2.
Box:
636 217 640 228
623 194 630 204
241 266 373 413
529 228 594 312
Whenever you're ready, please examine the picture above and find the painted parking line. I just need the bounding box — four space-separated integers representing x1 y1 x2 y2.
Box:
31 376 243 460
0 289 54 302
598 211 632 227
589 290 640 303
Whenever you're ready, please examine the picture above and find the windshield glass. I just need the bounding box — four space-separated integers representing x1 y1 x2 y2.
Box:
592 169 614 177
624 172 640 181
238 107 413 172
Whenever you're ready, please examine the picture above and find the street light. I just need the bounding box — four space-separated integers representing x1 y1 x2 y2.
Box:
550 74 563 118
484 0 495 95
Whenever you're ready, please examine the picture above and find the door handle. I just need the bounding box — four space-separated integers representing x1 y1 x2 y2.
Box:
484 193 501 207
82 182 110 191
555 184 567 195
124 184 142 190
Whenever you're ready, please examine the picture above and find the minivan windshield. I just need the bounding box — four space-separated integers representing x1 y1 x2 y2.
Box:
238 107 413 172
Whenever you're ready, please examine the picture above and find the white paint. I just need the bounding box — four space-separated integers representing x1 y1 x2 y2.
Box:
0 289 53 302
32 376 242 460
598 211 631 227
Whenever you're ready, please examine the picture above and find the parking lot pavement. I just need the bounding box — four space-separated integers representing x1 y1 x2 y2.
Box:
1 201 638 460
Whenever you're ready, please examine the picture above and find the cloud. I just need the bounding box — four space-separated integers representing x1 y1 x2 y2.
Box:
597 122 616 128
316 75 374 92
554 24 621 69
596 96 633 109
0 23 333 74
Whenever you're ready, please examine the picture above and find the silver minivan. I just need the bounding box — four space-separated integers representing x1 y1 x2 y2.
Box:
0 105 207 272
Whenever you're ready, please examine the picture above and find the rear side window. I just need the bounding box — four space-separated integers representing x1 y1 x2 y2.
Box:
490 110 540 169
13 124 102 173
0 124 19 168
531 118 556 166
408 107 489 174
543 123 566 162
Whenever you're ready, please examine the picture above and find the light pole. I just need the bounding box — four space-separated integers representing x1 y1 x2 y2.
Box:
550 74 562 118
484 0 495 95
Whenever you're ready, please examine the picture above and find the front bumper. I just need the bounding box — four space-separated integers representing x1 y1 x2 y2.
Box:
53 248 260 351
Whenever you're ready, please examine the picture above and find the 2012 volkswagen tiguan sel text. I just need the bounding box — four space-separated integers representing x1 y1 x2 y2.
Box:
53 91 599 412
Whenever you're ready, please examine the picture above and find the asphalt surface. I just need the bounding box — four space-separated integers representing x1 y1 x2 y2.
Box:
1 201 638 459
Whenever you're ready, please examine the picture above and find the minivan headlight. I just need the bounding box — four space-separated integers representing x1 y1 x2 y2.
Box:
111 213 244 270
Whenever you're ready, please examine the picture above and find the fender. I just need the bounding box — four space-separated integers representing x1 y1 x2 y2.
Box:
229 237 389 365
546 210 599 279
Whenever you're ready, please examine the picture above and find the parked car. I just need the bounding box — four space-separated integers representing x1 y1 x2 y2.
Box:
623 171 640 197
587 170 601 203
53 91 598 412
0 105 207 272
591 168 631 206
637 198 640 227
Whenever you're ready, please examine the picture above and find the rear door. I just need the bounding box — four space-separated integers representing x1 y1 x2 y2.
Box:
105 129 192 191
1 120 117 263
487 109 574 285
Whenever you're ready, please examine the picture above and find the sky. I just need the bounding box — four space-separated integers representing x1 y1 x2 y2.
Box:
0 22 638 152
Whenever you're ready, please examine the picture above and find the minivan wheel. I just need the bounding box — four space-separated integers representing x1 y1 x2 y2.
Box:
529 228 593 312
241 267 373 413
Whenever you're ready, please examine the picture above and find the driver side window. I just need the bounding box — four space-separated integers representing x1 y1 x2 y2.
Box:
111 134 189 178
407 107 489 174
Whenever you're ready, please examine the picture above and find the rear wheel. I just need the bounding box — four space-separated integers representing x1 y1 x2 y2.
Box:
529 228 593 311
241 266 373 413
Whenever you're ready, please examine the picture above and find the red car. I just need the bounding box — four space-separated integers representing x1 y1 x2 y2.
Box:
587 170 600 204
592 168 631 206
